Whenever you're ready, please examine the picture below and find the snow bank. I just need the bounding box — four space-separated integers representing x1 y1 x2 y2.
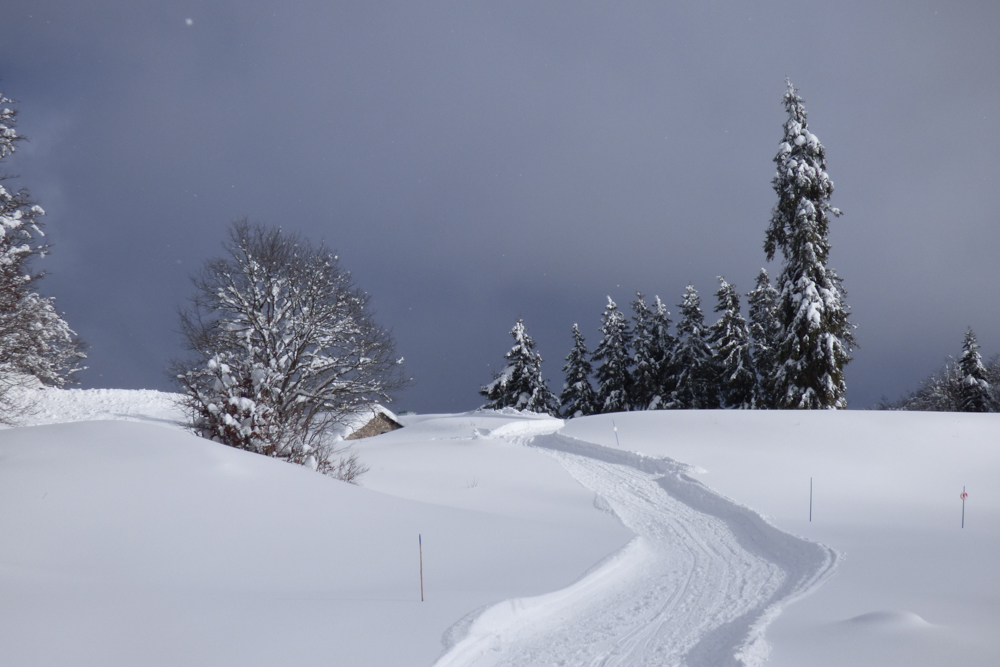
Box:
4 390 998 666
561 410 1000 667
11 387 186 428
0 399 630 667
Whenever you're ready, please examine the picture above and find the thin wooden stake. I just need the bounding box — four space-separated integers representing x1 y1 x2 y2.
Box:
419 534 424 601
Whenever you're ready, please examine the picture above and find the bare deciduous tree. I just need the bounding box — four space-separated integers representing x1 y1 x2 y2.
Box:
0 93 85 422
173 220 405 481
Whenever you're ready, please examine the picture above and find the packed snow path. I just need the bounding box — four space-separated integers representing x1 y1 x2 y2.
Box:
435 423 836 667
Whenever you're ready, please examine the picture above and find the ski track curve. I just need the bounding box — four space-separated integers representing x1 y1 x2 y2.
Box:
433 424 837 667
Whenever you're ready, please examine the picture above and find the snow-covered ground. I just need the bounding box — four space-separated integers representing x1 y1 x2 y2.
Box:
1 389 998 666
562 411 1000 667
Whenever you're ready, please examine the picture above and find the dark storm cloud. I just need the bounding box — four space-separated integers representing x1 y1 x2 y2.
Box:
2 0 999 411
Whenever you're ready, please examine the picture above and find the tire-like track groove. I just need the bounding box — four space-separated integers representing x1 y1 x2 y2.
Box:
434 426 836 667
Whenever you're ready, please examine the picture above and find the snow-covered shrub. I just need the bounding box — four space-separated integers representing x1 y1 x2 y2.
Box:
174 220 404 481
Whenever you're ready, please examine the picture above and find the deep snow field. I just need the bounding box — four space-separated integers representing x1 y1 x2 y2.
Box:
1 388 998 666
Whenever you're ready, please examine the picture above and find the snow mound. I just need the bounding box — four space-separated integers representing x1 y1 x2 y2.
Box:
13 387 186 428
487 418 563 442
843 611 932 630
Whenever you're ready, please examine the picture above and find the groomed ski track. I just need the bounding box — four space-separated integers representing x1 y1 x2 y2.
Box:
434 420 837 667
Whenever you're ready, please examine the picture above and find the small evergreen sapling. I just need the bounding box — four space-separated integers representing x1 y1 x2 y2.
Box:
559 323 596 418
593 297 633 414
480 318 559 415
709 278 756 409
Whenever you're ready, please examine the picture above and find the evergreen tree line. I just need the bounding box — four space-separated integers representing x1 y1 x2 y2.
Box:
481 80 855 415
878 329 999 413
481 274 783 417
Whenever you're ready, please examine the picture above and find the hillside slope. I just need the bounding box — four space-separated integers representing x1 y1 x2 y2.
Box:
3 389 999 666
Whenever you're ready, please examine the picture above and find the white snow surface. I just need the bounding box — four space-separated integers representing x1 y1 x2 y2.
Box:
2 389 999 666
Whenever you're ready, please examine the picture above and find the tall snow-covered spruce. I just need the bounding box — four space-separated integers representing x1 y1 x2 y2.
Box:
709 278 755 409
0 93 85 421
958 329 993 413
480 318 559 415
592 297 633 414
764 80 855 409
559 323 596 418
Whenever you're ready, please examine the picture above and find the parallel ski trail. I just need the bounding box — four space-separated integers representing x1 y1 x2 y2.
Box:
434 425 836 667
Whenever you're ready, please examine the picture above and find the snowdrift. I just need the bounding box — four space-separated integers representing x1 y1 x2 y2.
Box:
2 389 998 666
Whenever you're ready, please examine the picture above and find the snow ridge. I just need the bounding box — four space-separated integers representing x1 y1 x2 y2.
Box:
434 429 836 667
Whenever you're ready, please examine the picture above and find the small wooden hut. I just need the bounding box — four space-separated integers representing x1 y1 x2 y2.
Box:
345 406 404 440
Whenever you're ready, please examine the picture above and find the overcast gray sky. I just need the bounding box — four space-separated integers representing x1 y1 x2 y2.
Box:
2 0 999 412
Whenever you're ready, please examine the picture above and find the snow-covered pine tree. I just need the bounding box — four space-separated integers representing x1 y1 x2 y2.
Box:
559 323 596 418
764 80 855 409
630 293 658 411
648 296 677 409
709 278 756 409
747 268 781 408
0 93 85 421
480 318 559 415
959 329 993 412
667 285 719 409
592 297 633 413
